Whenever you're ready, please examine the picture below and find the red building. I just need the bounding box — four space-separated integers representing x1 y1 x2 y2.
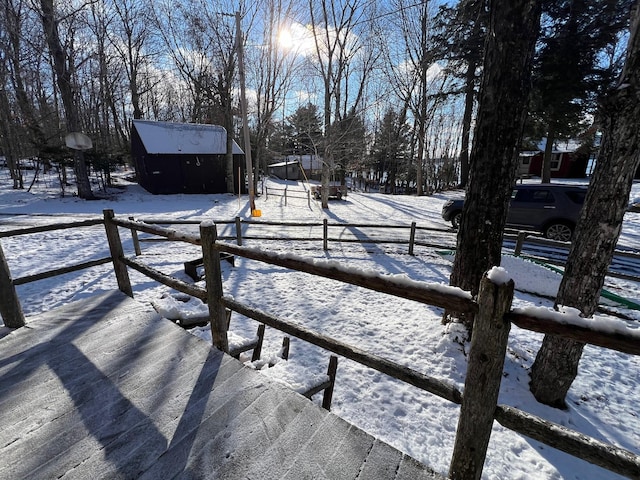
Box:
518 139 591 179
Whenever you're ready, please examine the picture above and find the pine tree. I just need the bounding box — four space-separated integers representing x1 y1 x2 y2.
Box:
448 0 542 330
369 108 410 194
287 103 323 157
527 0 632 182
432 0 487 188
529 0 640 408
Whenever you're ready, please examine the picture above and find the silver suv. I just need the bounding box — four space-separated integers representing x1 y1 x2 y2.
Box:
441 184 588 241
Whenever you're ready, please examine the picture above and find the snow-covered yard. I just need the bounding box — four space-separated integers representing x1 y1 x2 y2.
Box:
1 171 639 479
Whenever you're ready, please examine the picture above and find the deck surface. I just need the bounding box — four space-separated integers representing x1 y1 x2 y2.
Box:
0 291 445 479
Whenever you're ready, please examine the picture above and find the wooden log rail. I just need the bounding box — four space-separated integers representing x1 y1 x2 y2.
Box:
507 309 640 356
511 232 640 282
210 241 478 315
220 295 464 405
0 218 106 328
264 186 312 207
0 218 104 238
495 405 640 478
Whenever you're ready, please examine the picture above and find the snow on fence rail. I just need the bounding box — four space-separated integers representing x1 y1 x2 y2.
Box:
0 210 639 479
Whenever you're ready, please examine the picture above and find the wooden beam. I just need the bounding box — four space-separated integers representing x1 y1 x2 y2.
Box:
120 257 206 301
495 405 640 478
103 210 133 297
506 311 640 356
222 296 463 405
214 242 477 315
200 223 229 352
0 218 103 238
13 257 112 285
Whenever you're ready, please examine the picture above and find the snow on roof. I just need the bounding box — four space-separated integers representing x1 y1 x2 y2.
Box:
133 120 243 155
536 137 582 153
269 155 323 170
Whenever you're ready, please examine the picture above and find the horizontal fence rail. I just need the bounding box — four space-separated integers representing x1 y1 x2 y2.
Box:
0 218 104 238
211 241 477 315
221 296 464 405
120 216 640 284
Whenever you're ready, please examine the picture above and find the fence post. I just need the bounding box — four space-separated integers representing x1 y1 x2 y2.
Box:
449 271 514 480
129 216 142 256
235 216 243 246
200 222 229 353
265 186 268 200
514 231 527 256
284 186 288 206
0 242 25 328
409 221 416 256
323 218 328 251
308 190 311 209
103 209 133 297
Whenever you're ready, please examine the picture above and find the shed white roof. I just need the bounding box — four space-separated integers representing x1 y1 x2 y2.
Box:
269 155 323 170
133 120 243 155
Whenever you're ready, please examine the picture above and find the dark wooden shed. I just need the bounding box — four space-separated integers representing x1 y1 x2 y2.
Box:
131 120 245 194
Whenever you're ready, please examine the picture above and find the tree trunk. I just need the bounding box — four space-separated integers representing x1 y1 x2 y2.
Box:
39 0 93 199
530 1 640 408
448 0 541 330
541 123 555 183
458 59 477 189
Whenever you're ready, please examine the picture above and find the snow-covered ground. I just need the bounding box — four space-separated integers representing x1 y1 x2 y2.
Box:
1 168 639 479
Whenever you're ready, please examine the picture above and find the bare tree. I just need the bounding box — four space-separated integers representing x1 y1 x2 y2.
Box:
154 0 242 193
308 0 379 208
245 0 298 183
529 0 640 408
448 0 541 330
2 0 48 160
109 0 156 122
38 0 94 199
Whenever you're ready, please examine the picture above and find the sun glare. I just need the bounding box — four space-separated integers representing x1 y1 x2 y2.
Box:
278 28 295 50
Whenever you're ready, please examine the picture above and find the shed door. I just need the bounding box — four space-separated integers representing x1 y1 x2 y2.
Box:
182 156 227 193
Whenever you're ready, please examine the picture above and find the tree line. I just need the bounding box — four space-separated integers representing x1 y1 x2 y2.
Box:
2 0 629 201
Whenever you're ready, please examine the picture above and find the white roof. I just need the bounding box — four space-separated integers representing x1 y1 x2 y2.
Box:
269 155 323 170
133 120 243 155
537 138 581 153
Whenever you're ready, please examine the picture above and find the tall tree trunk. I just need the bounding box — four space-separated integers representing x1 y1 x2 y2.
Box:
458 59 477 189
39 0 93 199
529 1 640 408
541 122 555 183
0 76 23 189
448 0 542 331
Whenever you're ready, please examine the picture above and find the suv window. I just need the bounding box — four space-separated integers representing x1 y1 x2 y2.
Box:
565 191 586 204
512 189 554 203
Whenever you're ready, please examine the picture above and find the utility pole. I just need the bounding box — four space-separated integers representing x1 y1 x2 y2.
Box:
235 11 256 213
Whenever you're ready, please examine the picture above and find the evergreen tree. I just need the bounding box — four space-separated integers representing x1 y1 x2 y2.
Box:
331 108 367 184
432 0 487 188
527 0 632 182
529 0 639 408
448 0 542 330
287 103 323 157
369 108 410 194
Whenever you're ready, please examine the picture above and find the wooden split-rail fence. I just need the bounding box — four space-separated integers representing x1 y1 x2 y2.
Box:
0 209 639 479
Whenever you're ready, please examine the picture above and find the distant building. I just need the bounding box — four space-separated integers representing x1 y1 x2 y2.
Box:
131 120 245 194
518 139 591 179
268 155 324 181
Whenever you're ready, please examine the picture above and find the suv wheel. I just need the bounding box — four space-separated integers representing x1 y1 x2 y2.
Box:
545 222 573 242
452 212 462 229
